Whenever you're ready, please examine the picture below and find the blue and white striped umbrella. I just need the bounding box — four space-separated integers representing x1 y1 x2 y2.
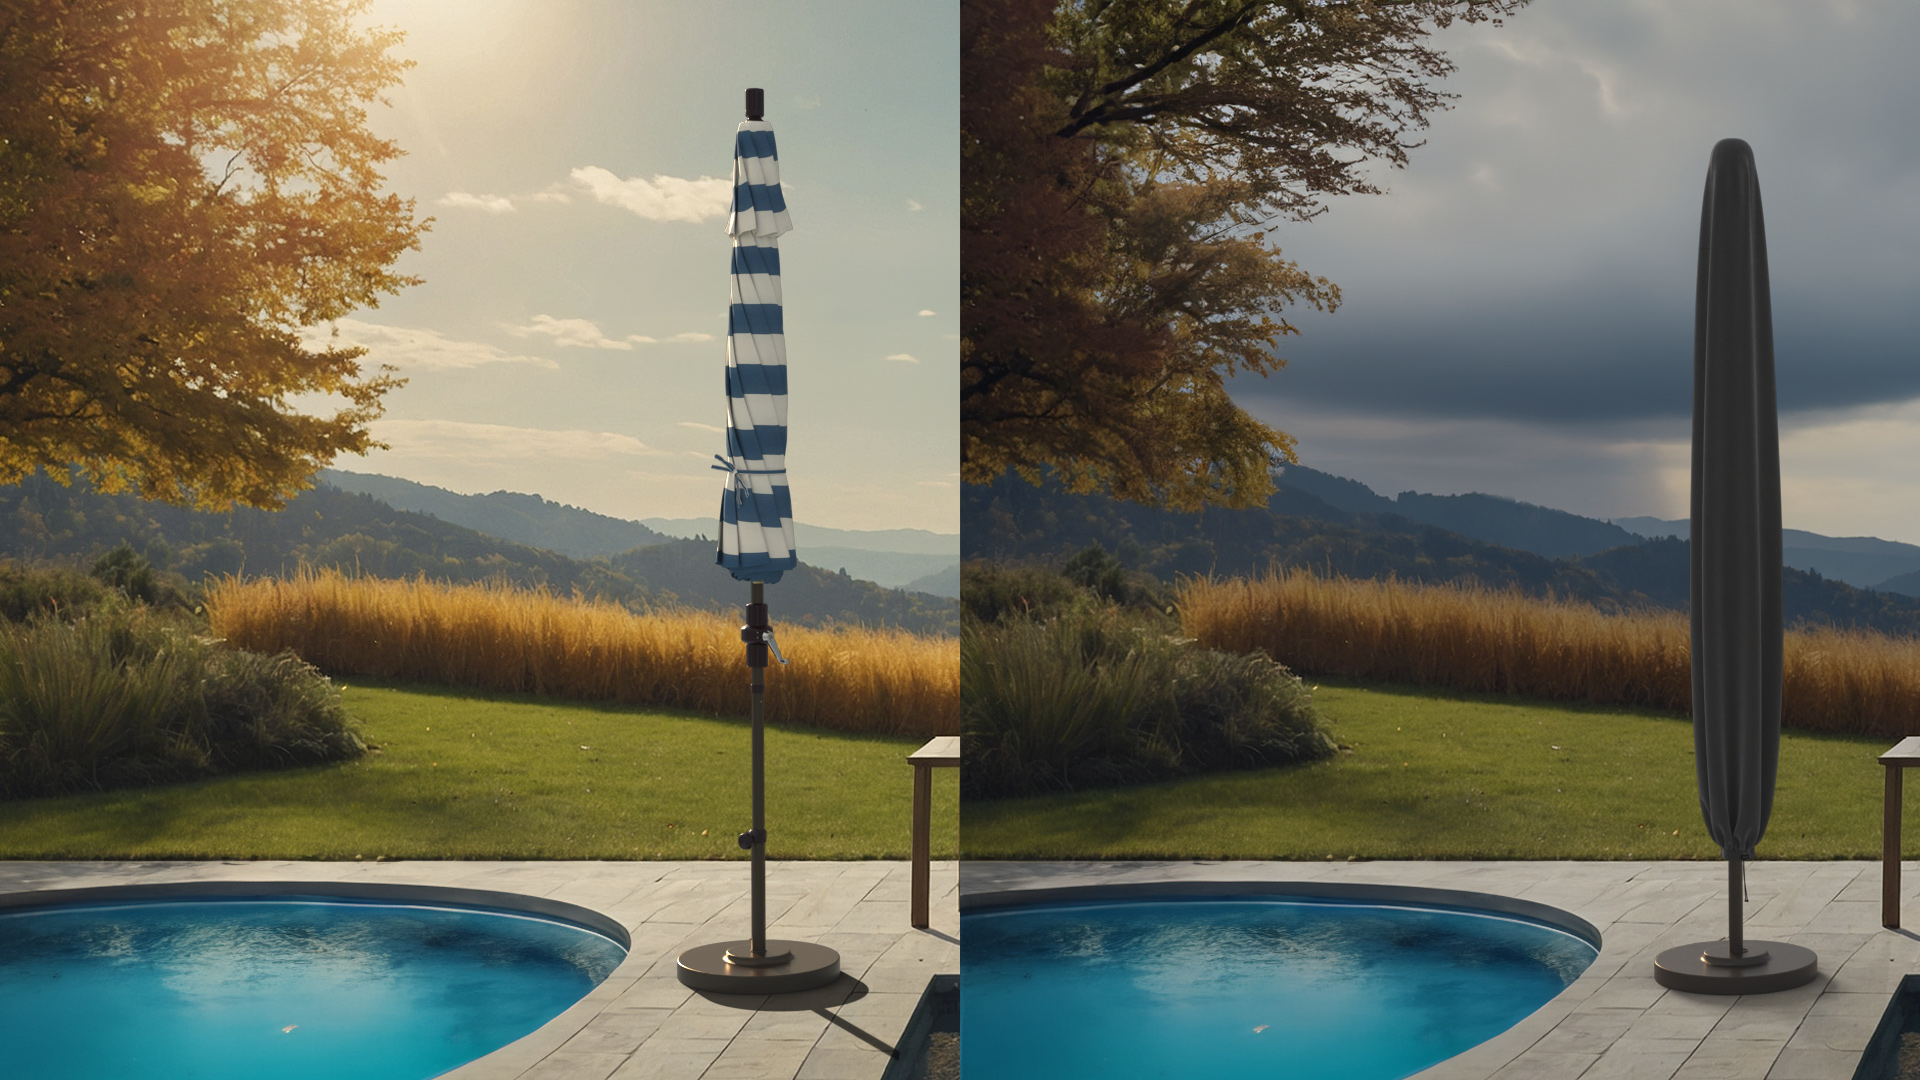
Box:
714 116 796 583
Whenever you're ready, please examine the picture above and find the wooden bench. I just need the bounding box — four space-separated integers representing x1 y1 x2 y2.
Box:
1883 737 1920 928
909 736 960 929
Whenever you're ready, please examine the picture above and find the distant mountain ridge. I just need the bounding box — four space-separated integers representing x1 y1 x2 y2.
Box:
1274 464 1644 559
639 516 959 556
964 470 1920 636
319 470 671 560
1277 465 1920 595
323 471 960 596
1610 514 1920 593
0 471 957 635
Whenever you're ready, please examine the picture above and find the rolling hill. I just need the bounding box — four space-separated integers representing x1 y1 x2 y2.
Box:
964 470 1920 637
0 471 957 635
323 470 960 596
1613 515 1920 594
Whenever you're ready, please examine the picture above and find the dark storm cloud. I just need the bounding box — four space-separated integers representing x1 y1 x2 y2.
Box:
1237 290 1920 425
1228 0 1920 429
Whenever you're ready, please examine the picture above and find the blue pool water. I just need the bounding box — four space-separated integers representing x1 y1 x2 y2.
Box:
0 896 627 1080
963 896 1598 1080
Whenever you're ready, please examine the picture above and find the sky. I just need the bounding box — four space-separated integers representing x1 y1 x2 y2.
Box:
313 0 957 534
1229 0 1920 544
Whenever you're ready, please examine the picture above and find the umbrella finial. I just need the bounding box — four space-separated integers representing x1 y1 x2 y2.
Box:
745 88 764 120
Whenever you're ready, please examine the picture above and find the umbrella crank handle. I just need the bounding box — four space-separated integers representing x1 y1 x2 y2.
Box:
737 827 766 850
748 628 789 665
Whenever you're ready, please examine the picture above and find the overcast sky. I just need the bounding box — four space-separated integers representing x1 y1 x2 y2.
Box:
320 0 956 533
1231 0 1920 544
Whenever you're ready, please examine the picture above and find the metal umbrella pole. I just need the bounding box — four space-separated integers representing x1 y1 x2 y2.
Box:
677 88 839 995
1652 138 1815 995
741 580 779 962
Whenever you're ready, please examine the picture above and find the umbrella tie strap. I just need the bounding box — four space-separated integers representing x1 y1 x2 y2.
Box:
712 455 785 504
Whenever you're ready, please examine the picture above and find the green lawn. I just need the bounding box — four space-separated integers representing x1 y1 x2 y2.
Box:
0 681 957 861
962 678 1894 860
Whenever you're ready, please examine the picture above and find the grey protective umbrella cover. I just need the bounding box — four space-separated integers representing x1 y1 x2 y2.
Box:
1690 136 1783 866
1653 138 1815 994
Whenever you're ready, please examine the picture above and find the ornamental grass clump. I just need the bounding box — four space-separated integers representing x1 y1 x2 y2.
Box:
0 611 362 799
962 574 1334 798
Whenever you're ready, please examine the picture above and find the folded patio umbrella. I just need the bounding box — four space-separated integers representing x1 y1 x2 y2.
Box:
714 91 796 585
1653 138 1815 995
679 88 838 996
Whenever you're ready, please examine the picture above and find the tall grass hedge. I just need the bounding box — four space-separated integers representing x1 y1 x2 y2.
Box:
1180 567 1920 739
962 558 1335 798
206 569 960 738
0 610 364 799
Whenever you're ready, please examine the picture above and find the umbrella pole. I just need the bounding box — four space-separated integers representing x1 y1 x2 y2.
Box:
749 580 768 958
1729 859 1742 960
675 578 839 993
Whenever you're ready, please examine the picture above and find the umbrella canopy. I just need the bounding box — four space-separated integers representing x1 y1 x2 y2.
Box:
715 109 796 583
1691 136 1782 865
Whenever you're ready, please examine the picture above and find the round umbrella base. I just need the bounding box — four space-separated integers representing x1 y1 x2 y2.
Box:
1653 940 1817 995
676 940 841 995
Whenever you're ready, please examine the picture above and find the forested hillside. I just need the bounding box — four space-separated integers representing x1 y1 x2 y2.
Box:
0 472 956 635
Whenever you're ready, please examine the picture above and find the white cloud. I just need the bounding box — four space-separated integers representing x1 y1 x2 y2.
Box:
507 315 633 350
571 166 732 223
504 316 716 349
884 353 920 364
438 191 516 213
907 198 924 211
303 319 556 370
678 421 725 434
373 419 665 462
917 309 936 317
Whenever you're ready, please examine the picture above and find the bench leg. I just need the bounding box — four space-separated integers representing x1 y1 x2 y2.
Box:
1888 765 1903 930
912 764 932 929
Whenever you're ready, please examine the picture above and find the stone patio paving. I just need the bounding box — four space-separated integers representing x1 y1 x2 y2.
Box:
0 858 958 1080
964 859 1920 1080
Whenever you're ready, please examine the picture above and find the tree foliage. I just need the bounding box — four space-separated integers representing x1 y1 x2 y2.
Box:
0 0 424 509
961 0 1525 509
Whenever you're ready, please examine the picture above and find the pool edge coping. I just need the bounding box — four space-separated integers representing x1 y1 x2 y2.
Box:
959 878 1606 951
0 879 633 949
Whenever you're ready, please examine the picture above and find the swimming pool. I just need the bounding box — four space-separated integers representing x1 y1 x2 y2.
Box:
0 882 629 1080
963 883 1600 1080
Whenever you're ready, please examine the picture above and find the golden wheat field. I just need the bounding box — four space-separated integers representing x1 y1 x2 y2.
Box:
1179 568 1920 739
206 570 959 738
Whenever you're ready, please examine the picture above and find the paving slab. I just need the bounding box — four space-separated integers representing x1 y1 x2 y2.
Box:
1 859 956 1080
964 860 1918 1079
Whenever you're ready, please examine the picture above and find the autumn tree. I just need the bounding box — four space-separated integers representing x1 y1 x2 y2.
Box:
961 0 1525 510
0 0 424 510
